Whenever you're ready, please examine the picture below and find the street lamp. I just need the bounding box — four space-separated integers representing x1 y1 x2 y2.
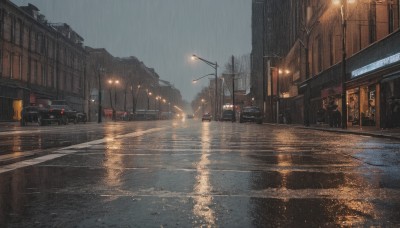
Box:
201 98 206 114
156 96 161 119
108 79 119 121
333 0 355 129
191 54 218 121
97 67 105 123
192 73 215 83
299 20 319 127
276 68 290 123
147 90 152 110
264 54 283 123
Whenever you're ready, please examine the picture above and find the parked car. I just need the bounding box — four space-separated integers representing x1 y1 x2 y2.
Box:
75 112 87 123
201 113 212 122
20 106 63 126
220 110 235 122
49 103 77 124
239 106 263 124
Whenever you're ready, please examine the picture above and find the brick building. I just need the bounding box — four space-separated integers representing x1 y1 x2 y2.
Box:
0 2 86 121
252 0 400 128
85 47 183 121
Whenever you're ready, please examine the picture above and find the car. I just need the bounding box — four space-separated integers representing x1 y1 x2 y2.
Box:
20 106 63 126
220 110 235 122
49 104 77 124
239 106 263 124
201 113 212 122
75 112 87 123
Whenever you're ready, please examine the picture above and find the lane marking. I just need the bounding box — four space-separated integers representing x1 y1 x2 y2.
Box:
0 127 166 174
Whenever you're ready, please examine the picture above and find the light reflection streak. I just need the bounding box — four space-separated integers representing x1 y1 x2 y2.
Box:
12 135 22 152
103 126 124 189
193 122 215 226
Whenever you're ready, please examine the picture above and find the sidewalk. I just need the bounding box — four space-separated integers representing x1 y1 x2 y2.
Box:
267 122 400 141
0 121 20 130
1 121 400 140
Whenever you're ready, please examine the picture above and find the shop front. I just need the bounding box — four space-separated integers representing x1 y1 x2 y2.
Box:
346 84 378 127
347 54 400 129
320 86 342 126
380 71 400 129
345 30 400 129
0 84 27 122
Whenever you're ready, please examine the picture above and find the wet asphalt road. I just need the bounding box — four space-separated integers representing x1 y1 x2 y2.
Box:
1 119 400 227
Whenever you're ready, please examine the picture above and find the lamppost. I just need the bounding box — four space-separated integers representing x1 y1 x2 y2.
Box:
201 98 205 114
192 73 214 84
299 20 319 127
333 0 354 129
191 54 218 121
108 79 119 121
156 96 161 119
265 54 283 123
134 84 141 113
97 67 105 123
276 68 290 123
147 90 152 110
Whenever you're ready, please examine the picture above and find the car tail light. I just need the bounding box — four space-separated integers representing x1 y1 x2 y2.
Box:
61 108 64 115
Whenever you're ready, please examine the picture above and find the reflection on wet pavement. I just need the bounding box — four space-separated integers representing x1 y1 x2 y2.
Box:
193 122 216 226
0 120 400 227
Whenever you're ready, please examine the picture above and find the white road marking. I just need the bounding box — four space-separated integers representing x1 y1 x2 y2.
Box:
0 127 166 174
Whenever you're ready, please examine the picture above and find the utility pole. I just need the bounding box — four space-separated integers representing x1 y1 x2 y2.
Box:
232 55 236 122
97 67 103 123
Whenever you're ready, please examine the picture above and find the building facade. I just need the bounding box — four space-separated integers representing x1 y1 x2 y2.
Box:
0 2 86 121
85 47 183 121
252 0 400 129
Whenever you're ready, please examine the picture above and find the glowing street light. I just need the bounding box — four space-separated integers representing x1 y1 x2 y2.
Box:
332 0 356 129
191 54 218 121
192 73 214 83
108 79 120 121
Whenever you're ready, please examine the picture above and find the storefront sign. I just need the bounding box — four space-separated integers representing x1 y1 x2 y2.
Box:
351 52 400 78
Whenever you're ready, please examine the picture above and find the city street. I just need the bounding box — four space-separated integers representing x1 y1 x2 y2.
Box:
1 120 400 227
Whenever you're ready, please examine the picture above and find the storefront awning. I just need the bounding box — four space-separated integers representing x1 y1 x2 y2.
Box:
321 86 342 98
381 70 400 83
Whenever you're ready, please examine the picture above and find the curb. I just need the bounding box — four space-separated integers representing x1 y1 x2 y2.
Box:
264 123 400 141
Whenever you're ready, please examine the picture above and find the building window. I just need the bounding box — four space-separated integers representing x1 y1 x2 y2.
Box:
28 29 32 51
11 15 16 43
42 64 47 86
27 57 31 83
0 49 2 75
35 33 39 53
0 10 3 38
329 33 334 66
18 55 22 80
369 2 377 43
318 36 323 72
388 0 400 32
33 60 38 84
9 53 13 79
41 35 46 55
19 19 23 46
398 0 400 29
48 66 53 87
15 19 21 46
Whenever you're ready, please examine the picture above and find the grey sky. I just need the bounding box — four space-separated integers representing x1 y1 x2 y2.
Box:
11 0 251 102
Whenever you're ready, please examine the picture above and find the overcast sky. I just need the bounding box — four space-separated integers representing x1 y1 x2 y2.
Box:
12 0 251 102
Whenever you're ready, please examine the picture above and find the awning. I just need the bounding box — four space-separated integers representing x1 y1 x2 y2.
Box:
321 86 342 98
381 70 400 83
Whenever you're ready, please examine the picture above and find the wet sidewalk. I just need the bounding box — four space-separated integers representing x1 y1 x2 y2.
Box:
1 121 400 140
267 122 400 141
0 121 20 131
